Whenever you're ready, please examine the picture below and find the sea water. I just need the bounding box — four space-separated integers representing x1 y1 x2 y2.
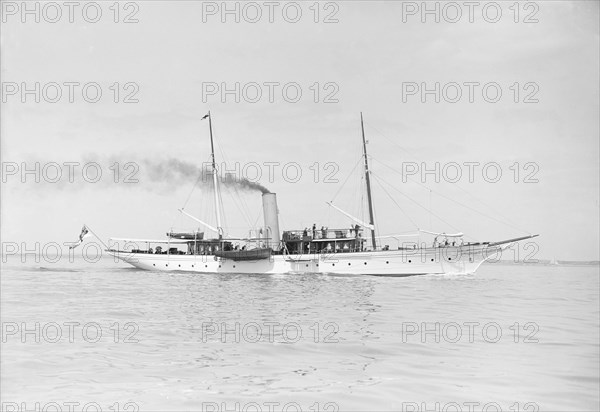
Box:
1 257 598 411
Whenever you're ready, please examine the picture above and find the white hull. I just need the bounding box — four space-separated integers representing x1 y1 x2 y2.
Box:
108 244 505 276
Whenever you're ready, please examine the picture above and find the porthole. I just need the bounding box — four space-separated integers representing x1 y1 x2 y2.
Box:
166 264 169 267
178 264 181 267
153 264 156 267
408 260 412 263
192 265 194 268
233 265 236 268
348 263 351 266
386 261 389 264
332 264 335 267
449 258 452 261
205 265 208 268
364 262 367 265
431 259 434 262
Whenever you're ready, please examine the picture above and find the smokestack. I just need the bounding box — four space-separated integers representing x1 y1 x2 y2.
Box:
262 193 281 250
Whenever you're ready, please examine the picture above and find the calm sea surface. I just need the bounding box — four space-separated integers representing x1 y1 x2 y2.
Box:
1 258 598 412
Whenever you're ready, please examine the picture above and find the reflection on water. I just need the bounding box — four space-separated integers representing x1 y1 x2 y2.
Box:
1 259 598 411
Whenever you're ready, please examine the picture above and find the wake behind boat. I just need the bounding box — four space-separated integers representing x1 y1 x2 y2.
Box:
104 112 538 276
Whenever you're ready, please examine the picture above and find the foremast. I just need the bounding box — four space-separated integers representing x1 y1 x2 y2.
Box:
207 111 223 239
360 112 377 250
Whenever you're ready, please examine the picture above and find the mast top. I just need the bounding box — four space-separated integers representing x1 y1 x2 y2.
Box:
207 111 217 165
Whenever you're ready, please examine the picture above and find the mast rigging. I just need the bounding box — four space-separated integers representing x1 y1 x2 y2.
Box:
361 112 377 250
207 111 223 239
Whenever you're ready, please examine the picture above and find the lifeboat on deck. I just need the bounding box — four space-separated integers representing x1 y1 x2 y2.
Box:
214 248 272 261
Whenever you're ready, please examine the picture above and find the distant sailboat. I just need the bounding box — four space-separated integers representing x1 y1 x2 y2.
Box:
106 112 538 276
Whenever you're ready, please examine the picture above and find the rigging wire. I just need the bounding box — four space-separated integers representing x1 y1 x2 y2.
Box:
364 121 531 235
429 189 432 231
371 171 464 235
252 208 262 231
174 154 213 232
330 155 364 203
371 157 531 236
351 157 362 222
371 174 419 229
211 133 265 235
364 120 421 159
218 186 227 236
214 133 263 229
370 175 381 249
451 183 529 233
223 181 254 229
180 153 213 211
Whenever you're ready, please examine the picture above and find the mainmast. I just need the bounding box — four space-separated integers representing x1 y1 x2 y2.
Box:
207 111 223 239
360 112 377 250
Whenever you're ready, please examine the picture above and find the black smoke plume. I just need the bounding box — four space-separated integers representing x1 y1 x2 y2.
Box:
142 158 271 194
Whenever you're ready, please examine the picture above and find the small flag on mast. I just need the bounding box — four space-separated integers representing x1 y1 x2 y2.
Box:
201 113 210 120
69 225 90 249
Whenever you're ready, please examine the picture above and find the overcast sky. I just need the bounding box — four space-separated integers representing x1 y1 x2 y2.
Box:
1 1 598 261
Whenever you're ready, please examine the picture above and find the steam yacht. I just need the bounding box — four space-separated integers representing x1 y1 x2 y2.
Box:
106 113 537 276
